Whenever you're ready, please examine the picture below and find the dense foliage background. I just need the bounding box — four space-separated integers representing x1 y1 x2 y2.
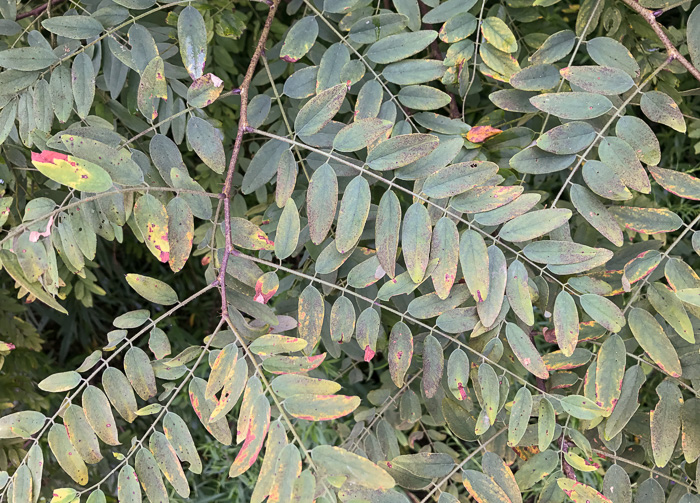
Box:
1 0 700 501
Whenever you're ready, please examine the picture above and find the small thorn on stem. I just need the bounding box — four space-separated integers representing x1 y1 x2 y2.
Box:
653 9 663 16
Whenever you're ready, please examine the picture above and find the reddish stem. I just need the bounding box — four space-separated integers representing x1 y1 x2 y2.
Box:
620 0 700 83
218 0 281 316
17 0 67 20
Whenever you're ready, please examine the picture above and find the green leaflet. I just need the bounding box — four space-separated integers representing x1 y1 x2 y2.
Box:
350 13 409 43
402 202 432 283
616 115 661 165
366 30 438 64
499 208 572 242
560 65 634 94
506 260 534 326
0 411 45 439
0 47 57 71
628 307 682 377
124 346 157 400
135 448 169 503
478 363 500 427
333 118 393 152
553 290 578 357
481 19 517 53
595 334 626 416
510 146 575 175
603 465 631 503
37 370 80 393
641 91 686 132
275 199 300 260
187 117 226 173
298 285 324 353
72 52 95 120
64 405 102 464
650 381 682 468
460 230 489 303
570 184 624 247
294 83 347 137
689 4 700 70
505 322 548 379
580 294 625 333
463 469 512 502
242 139 288 195
163 412 202 474
336 176 371 253
102 367 138 423
423 161 499 198
538 397 555 450
312 446 395 490
283 394 360 421
430 216 459 299
510 64 560 91
447 349 470 402
523 239 597 265
529 92 613 119
422 334 444 399
82 385 120 446
356 308 381 361
586 37 640 78
126 274 178 305
307 163 338 245
367 133 439 171
149 432 190 497
508 386 532 446
537 121 596 155
388 321 413 387
60 134 144 186
647 282 694 343
49 423 88 485
477 245 507 327
178 5 207 79
559 395 605 420
376 190 402 277
280 16 318 62
398 85 452 110
117 465 141 503
391 453 453 479
598 136 650 194
330 296 355 343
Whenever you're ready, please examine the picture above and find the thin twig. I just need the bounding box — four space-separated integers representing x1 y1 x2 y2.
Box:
217 0 281 317
619 0 700 83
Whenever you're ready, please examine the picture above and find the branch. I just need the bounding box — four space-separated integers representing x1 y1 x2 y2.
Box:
16 0 67 20
217 0 280 317
620 0 700 83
